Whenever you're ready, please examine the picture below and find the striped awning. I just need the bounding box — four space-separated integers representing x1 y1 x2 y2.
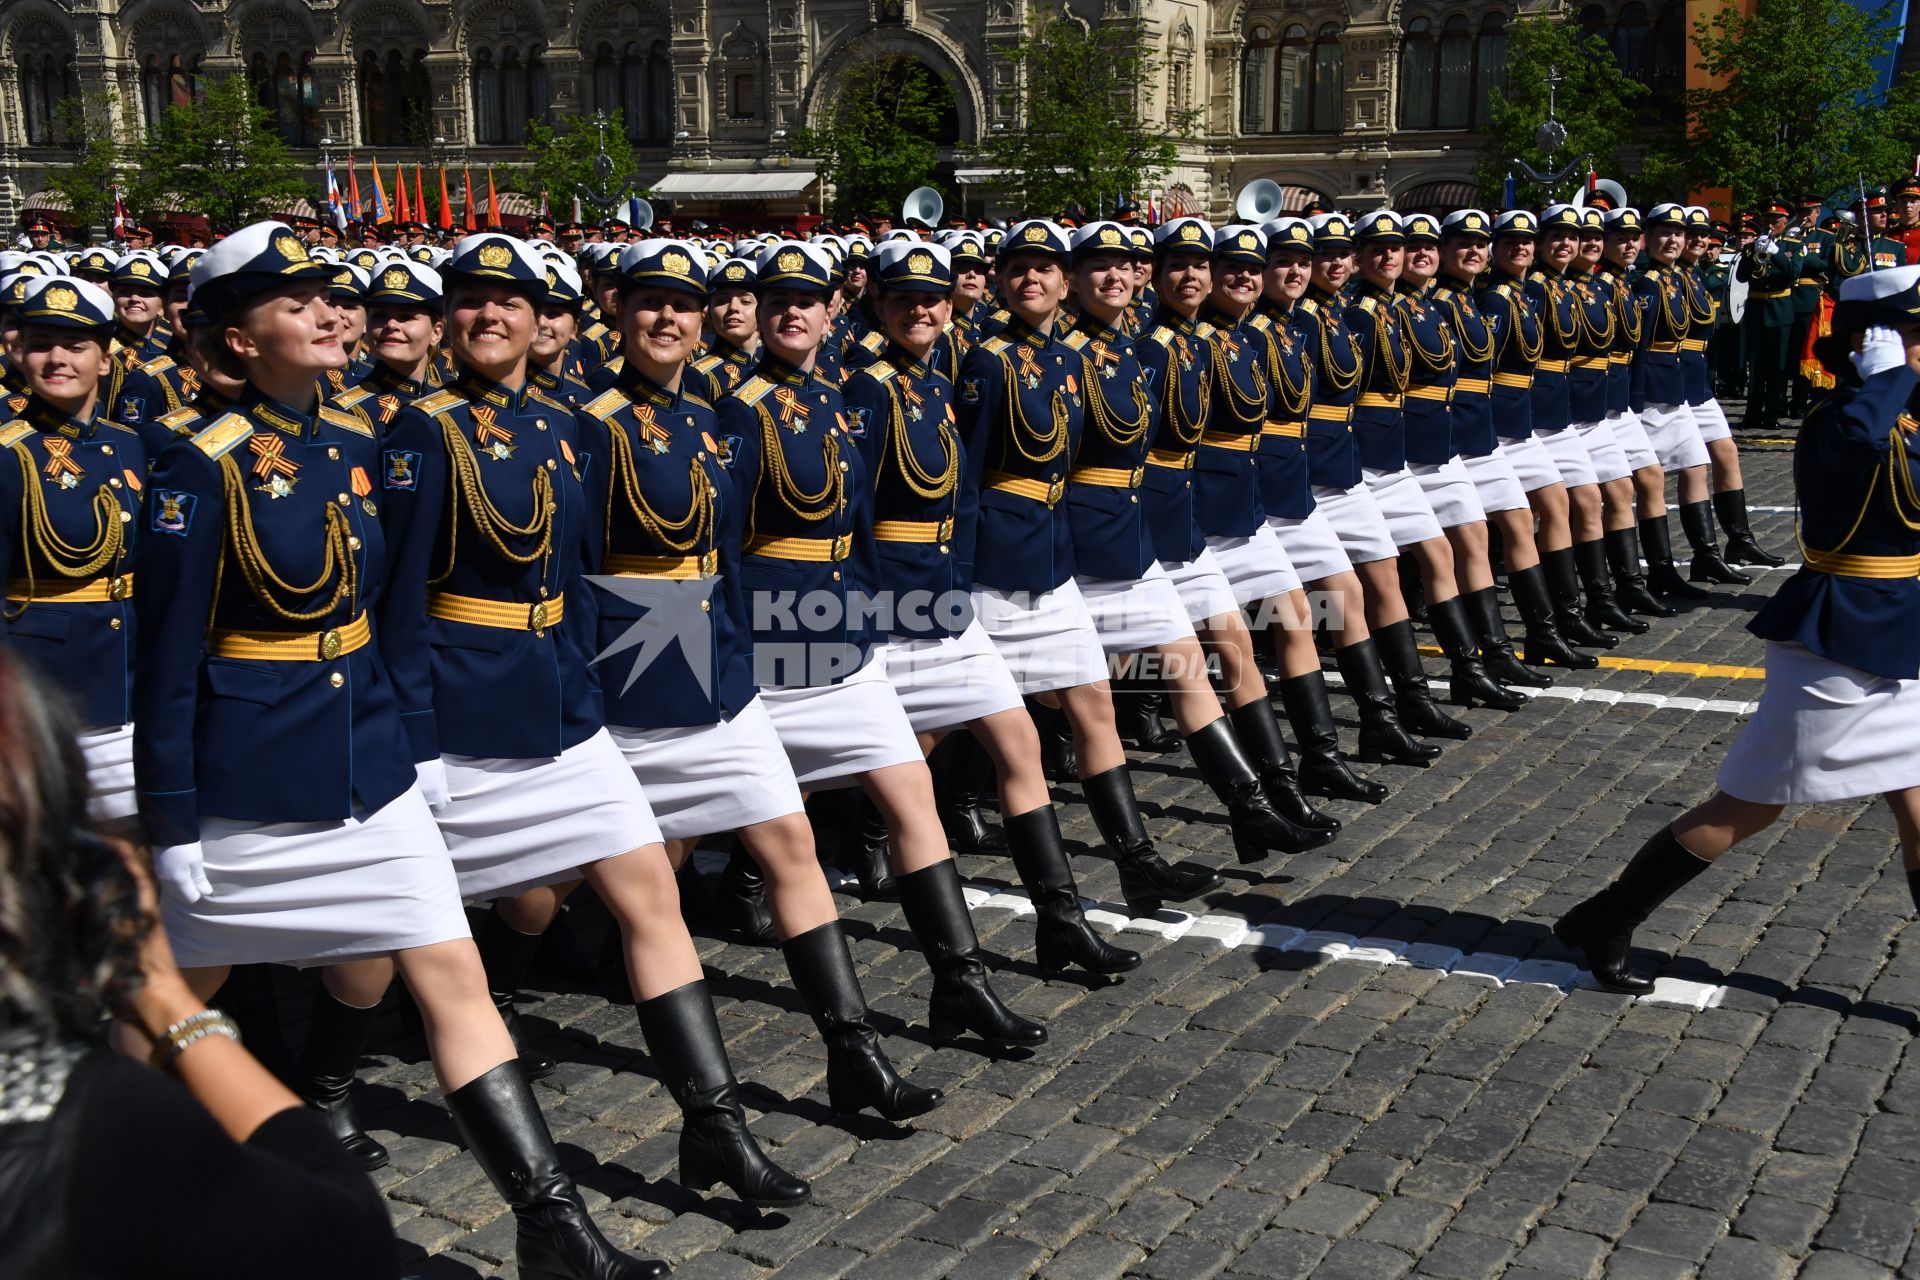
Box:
271 196 319 221
21 189 70 213
1397 181 1481 214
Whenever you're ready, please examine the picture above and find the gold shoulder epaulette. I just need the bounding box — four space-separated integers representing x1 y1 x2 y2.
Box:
692 352 722 372
857 355 898 383
190 414 252 459
142 355 176 374
980 335 1013 356
1060 329 1091 351
584 320 609 339
734 375 773 405
332 386 373 410
158 406 202 434
319 404 374 437
102 417 140 435
1143 324 1174 347
1246 312 1273 333
584 388 627 421
527 386 569 414
413 389 465 417
1194 321 1217 339
859 331 886 353
0 421 32 448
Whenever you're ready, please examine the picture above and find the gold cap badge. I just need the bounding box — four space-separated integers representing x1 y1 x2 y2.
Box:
907 251 933 274
477 243 514 269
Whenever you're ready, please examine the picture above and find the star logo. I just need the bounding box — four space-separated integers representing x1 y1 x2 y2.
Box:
586 573 719 698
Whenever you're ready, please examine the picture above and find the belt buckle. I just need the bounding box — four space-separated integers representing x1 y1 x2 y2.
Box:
1129 466 1144 487
529 600 550 632
1046 478 1064 507
700 550 719 575
108 575 131 601
937 517 954 541
319 628 343 661
832 533 852 560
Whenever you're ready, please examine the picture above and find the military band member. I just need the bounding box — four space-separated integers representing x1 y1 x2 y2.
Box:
1786 194 1833 417
1736 199 1802 434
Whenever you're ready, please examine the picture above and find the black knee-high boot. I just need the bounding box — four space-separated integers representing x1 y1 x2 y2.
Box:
636 982 811 1207
445 1060 669 1279
714 846 778 941
1185 717 1337 863
1374 619 1472 739
1112 672 1179 752
1276 671 1388 804
782 922 944 1121
1081 765 1225 914
1226 698 1339 833
1465 585 1550 688
294 988 390 1170
1397 554 1429 624
1430 595 1526 710
1332 639 1443 764
1510 563 1597 669
1552 826 1713 993
932 732 1008 856
1606 526 1676 618
1028 697 1077 782
1577 538 1646 634
1713 489 1785 567
1003 806 1142 977
835 792 898 903
1640 513 1712 600
475 909 558 1080
1680 500 1750 585
1542 547 1617 647
896 862 1048 1049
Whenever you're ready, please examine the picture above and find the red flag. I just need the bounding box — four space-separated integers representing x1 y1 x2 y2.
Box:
394 164 411 223
347 156 363 224
413 167 427 226
437 167 453 230
463 167 476 228
486 168 500 230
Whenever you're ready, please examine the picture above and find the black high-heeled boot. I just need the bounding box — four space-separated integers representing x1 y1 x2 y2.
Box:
1714 489 1785 567
782 922 944 1121
1606 526 1676 618
1553 826 1713 993
476 909 558 1080
1511 563 1598 669
1464 586 1550 688
1276 672 1388 804
715 847 778 941
836 793 898 903
1681 500 1751 584
1332 639 1442 765
1028 697 1077 782
932 733 1008 856
1398 554 1429 624
1186 717 1337 863
1542 547 1617 648
1081 765 1225 914
1112 673 1180 753
294 988 390 1171
1227 699 1340 833
1640 514 1712 601
896 862 1048 1049
1374 619 1473 739
1430 595 1526 711
1004 805 1142 977
636 982 811 1207
1576 538 1647 634
445 1060 669 1279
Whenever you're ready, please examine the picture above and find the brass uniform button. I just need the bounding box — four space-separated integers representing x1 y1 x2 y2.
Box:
536 419 548 430
831 570 842 581
338 493 351 505
348 535 362 549
118 510 132 523
109 477 122 488
700 599 711 612
329 672 345 688
545 458 557 471
101 444 114 456
328 446 341 460
109 617 122 630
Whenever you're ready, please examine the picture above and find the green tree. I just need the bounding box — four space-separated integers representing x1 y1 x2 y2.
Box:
1475 17 1672 208
794 54 952 223
975 15 1195 219
43 92 127 236
1682 0 1920 206
129 74 310 233
515 110 648 218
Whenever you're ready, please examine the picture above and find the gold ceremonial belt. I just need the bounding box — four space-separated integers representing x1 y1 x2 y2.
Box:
603 552 717 579
1261 421 1306 438
1608 354 1633 365
1536 358 1571 374
1309 404 1355 423
209 611 370 662
1681 339 1709 353
7 573 132 603
872 518 954 544
1802 547 1920 579
428 592 566 633
986 472 1066 507
1200 432 1259 452
1453 378 1492 395
1751 289 1791 300
1356 392 1404 409
1071 466 1145 488
1406 386 1452 403
1492 373 1533 389
1574 357 1609 371
1649 341 1683 353
1796 278 1822 287
1146 448 1195 469
748 533 854 562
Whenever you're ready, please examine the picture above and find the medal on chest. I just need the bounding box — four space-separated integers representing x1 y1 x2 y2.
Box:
896 373 926 422
248 433 299 498
1090 340 1119 381
472 404 516 460
774 386 810 434
42 436 84 489
635 403 671 453
1015 345 1042 391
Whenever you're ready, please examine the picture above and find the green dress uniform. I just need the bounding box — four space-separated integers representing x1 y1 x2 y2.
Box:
1735 234 1802 431
1785 224 1832 412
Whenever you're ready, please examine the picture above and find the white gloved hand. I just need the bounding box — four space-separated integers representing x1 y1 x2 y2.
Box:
1853 325 1908 380
154 843 212 905
415 758 450 810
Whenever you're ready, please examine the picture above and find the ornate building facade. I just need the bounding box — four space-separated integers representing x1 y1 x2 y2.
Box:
0 0 1688 231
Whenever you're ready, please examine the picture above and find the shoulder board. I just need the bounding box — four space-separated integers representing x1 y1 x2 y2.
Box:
0 421 32 448
584 320 610 339
1194 321 1217 338
1357 296 1379 313
413 389 466 417
190 413 253 459
733 375 773 406
684 390 711 410
1142 325 1175 347
319 404 374 437
602 355 625 376
691 352 723 373
158 406 202 431
584 388 628 421
332 387 374 410
527 386 570 415
102 417 140 436
142 355 176 374
1245 312 1273 332
859 331 886 353
980 335 1013 355
990 308 1011 325
857 355 899 382
1060 329 1091 351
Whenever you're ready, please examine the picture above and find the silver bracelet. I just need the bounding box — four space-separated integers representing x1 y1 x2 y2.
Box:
150 1009 242 1070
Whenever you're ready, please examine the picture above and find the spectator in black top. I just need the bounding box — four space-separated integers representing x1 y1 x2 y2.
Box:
0 651 399 1279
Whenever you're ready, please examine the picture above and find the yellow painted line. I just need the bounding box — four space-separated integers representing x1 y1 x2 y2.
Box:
1417 643 1765 679
1744 437 1798 446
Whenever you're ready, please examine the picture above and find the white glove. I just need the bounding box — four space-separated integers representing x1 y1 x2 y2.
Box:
154 843 212 905
1853 325 1908 379
415 758 450 811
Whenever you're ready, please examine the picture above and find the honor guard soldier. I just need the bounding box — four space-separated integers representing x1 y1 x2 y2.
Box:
1892 176 1920 266
1786 195 1834 416
354 259 445 433
690 256 760 400
23 214 56 252
1862 187 1908 269
1736 199 1803 432
0 277 144 826
1555 265 1920 994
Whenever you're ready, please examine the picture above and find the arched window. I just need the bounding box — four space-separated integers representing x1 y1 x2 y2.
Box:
1614 3 1650 82
593 42 619 117
1579 4 1609 43
359 46 430 146
647 42 672 142
141 50 201 127
1435 15 1472 128
1277 24 1310 132
500 49 526 141
468 44 551 144
1311 24 1343 132
249 47 319 145
1475 15 1507 126
471 49 501 143
1649 3 1684 105
1242 24 1275 135
528 46 550 127
17 37 78 146
1398 18 1434 130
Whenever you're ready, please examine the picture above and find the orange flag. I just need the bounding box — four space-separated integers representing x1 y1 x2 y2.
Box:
393 163 410 223
413 167 427 226
463 167 476 229
486 168 500 230
437 166 453 230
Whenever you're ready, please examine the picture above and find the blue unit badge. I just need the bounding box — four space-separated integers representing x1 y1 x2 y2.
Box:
384 449 421 490
151 488 195 536
845 405 870 438
118 397 146 424
960 377 983 405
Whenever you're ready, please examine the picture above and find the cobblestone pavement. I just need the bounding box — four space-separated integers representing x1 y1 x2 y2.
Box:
344 431 1920 1280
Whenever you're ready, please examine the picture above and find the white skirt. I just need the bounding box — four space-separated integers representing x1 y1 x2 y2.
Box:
1161 547 1244 624
1362 467 1446 547
1077 563 1198 653
1203 526 1303 606
1640 401 1710 472
609 697 804 842
1692 396 1733 444
1457 449 1531 515
1268 506 1355 583
1409 458 1487 529
439 728 661 900
165 786 471 970
1718 642 1920 804
1310 483 1399 565
761 652 925 788
1573 417 1632 485
972 579 1110 693
1538 425 1599 489
1609 410 1661 473
875 620 1025 733
1501 431 1564 494
79 722 136 822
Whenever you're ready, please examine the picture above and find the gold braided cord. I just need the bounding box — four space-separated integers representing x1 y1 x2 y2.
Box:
1681 269 1716 326
1208 332 1270 430
1578 281 1616 348
217 454 357 623
1540 276 1581 347
606 413 712 555
1501 289 1544 363
1891 428 1920 532
1438 289 1495 365
435 415 554 585
1081 349 1150 450
5 442 125 617
1263 330 1312 419
998 349 1069 465
1397 298 1452 376
1159 335 1210 445
1304 303 1363 393
755 404 843 523
1608 274 1645 345
885 379 959 500
1652 268 1690 340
